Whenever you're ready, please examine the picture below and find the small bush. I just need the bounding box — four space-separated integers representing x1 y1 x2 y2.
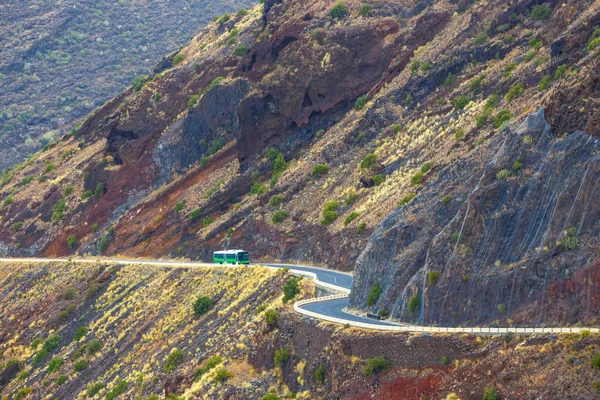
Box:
410 60 421 73
505 84 524 102
3 197 14 207
539 75 552 91
74 359 88 372
274 349 289 367
269 195 284 207
132 75 149 91
314 364 325 383
531 3 552 20
312 164 330 178
74 326 89 341
442 195 452 204
358 4 372 17
13 221 23 232
164 349 185 373
194 356 223 381
44 335 62 353
554 64 568 79
67 234 78 249
421 61 432 72
410 172 424 186
345 212 360 226
470 74 486 92
427 271 440 284
214 368 234 383
330 1 347 19
373 174 383 186
454 128 465 141
175 202 185 212
32 349 49 365
354 94 369 110
364 357 391 376
592 352 600 369
47 356 63 373
453 95 470 111
496 169 510 180
408 295 420 313
265 309 279 326
52 199 66 221
202 216 214 227
81 190 93 200
188 95 200 108
476 112 489 128
345 193 358 206
321 210 338 226
194 297 214 317
57 375 68 386
357 222 367 233
473 32 488 45
360 153 377 169
492 110 512 129
482 386 500 400
444 74 457 87
64 184 74 196
503 62 518 78
399 193 416 207
272 210 288 224
85 339 102 356
87 382 105 397
105 380 128 400
420 161 435 174
172 53 186 66
366 282 382 307
525 50 537 62
14 388 32 400
250 183 267 195
232 46 248 56
283 278 301 303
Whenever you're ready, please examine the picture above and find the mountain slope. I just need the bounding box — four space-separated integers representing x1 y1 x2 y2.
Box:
0 0 599 328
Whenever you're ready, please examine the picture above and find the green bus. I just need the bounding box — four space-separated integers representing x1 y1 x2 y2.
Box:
213 250 250 265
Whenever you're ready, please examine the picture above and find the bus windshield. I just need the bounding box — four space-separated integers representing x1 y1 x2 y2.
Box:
237 252 249 261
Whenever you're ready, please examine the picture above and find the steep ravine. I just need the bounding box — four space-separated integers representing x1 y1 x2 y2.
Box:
351 110 600 326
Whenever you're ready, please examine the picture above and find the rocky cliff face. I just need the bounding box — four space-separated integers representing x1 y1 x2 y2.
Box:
350 110 600 326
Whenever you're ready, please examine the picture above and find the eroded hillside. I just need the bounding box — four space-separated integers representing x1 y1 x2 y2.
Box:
0 0 599 327
2 261 600 400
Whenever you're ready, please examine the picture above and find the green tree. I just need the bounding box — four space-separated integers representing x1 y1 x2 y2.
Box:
193 297 214 317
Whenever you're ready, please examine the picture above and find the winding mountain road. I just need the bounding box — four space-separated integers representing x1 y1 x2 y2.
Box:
1 257 598 334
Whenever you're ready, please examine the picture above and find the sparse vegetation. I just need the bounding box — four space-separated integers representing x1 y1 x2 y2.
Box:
482 386 500 400
399 193 416 207
345 212 360 226
164 349 185 373
105 380 128 400
194 356 223 381
364 357 391 376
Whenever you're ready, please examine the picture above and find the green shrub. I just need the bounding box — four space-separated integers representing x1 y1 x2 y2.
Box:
194 356 223 381
67 234 78 249
473 32 488 45
57 305 75 323
354 94 369 110
525 50 537 63
99 236 111 253
202 216 214 227
272 210 288 224
47 356 63 373
82 190 93 200
442 196 451 206
172 53 186 66
405 93 413 105
175 202 185 212
213 368 234 383
30 338 43 350
420 161 435 174
588 29 600 52
232 46 248 56
345 193 358 206
237 8 248 16
476 112 489 128
20 176 34 186
74 359 88 372
420 61 432 72
203 76 225 94
86 382 105 397
314 364 325 383
469 74 486 92
357 222 367 233
194 297 214 317
265 309 279 326
358 4 373 17
52 199 66 221
505 83 524 102
330 1 347 19
373 174 383 186
410 172 424 186
345 212 360 226
529 37 542 49
539 75 552 91
427 271 440 284
283 278 300 303
453 95 470 111
554 64 568 79
513 161 524 171
105 380 128 400
188 95 200 108
269 195 284 207
274 349 289 367
44 335 62 353
399 193 416 207
444 74 457 87
13 221 23 232
14 387 32 400
3 196 14 208
94 182 105 198
366 282 382 307
531 4 552 20
32 349 49 365
360 153 377 169
440 356 450 365
410 60 421 73
593 381 600 395
63 184 74 197
482 386 500 400
164 349 185 373
492 110 512 129
484 94 499 111
132 75 149 91
496 169 510 180
408 295 420 313
19 369 30 380
363 357 391 376
200 156 210 167
321 210 338 226
74 326 89 341
250 183 267 195
503 34 514 44
57 375 68 386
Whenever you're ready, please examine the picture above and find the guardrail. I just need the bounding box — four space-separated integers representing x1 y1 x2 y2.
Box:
293 291 600 334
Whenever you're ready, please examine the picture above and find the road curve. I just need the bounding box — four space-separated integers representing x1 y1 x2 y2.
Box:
1 258 599 334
